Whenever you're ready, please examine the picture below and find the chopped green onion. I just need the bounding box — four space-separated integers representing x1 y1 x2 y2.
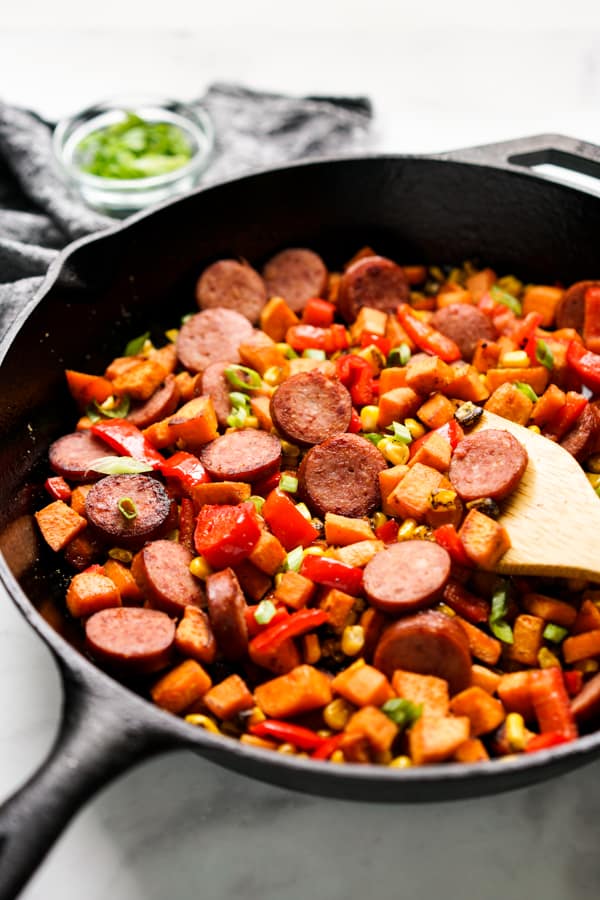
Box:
124 331 150 356
363 432 384 446
514 382 538 403
295 502 312 521
285 546 304 572
279 474 299 493
224 364 262 391
226 407 249 428
536 339 555 371
381 698 423 729
229 391 251 410
387 421 413 444
454 401 484 427
254 599 277 625
489 581 514 644
388 343 411 367
93 395 131 419
489 619 514 644
490 284 522 316
88 456 153 475
543 623 569 643
302 348 327 360
249 495 265 514
117 497 138 520
181 312 194 324
85 405 103 424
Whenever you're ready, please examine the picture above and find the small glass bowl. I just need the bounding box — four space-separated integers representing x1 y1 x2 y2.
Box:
53 97 214 217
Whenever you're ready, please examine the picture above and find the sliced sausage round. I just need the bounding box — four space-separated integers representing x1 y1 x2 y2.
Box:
201 361 235 427
196 259 267 324
270 371 352 446
298 433 387 518
205 567 249 661
127 374 180 429
200 430 282 482
373 610 472 695
176 308 254 374
430 305 497 361
132 540 205 617
448 429 528 502
560 404 600 462
363 541 452 615
555 280 600 331
337 255 410 323
85 474 172 549
49 431 112 482
262 248 328 313
85 607 175 675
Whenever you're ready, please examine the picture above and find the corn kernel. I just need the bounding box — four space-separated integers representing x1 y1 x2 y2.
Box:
303 633 321 664
330 750 346 764
538 647 561 669
280 440 300 458
574 659 600 674
323 697 355 731
99 394 119 411
397 518 417 540
497 275 523 297
372 511 387 531
277 743 297 754
389 755 412 768
499 350 530 368
413 525 432 540
528 425 541 434
341 625 365 657
429 488 457 509
165 328 179 343
263 366 284 386
379 438 410 466
437 602 456 617
185 714 221 734
587 473 600 491
505 712 527 751
360 405 380 432
303 545 325 556
586 454 600 474
357 345 386 374
108 547 133 563
189 556 213 579
404 417 426 440
240 416 259 429
247 706 266 727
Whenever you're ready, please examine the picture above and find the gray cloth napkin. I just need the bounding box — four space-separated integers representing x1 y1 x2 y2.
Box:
0 83 372 341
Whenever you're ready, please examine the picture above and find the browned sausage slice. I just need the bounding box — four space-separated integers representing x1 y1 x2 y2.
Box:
205 567 249 661
448 429 528 502
85 474 172 549
363 541 451 614
555 280 600 331
176 308 254 374
298 433 387 518
132 540 205 616
560 404 600 462
373 610 472 695
196 259 267 324
571 671 600 723
201 360 235 427
127 374 180 428
337 255 410 323
430 305 497 361
200 430 282 482
85 607 175 675
49 431 112 482
262 248 328 313
270 371 352 446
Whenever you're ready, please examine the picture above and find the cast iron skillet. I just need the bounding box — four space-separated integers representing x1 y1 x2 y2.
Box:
1 134 600 898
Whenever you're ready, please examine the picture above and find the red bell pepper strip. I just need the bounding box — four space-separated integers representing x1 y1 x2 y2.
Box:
244 605 289 638
583 285 600 353
311 733 345 760
249 608 329 654
442 580 490 624
433 524 473 568
336 355 377 406
302 297 336 328
543 388 588 441
530 667 578 740
563 669 583 698
262 488 319 551
44 476 72 502
566 339 600 393
360 332 391 357
525 732 572 754
249 720 327 751
396 304 462 362
178 497 196 553
193 502 261 569
91 419 165 468
299 555 363 596
512 312 543 362
286 324 349 354
347 408 362 434
375 518 399 543
159 451 210 494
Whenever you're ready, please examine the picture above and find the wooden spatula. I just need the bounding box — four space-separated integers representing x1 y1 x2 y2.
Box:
472 410 600 582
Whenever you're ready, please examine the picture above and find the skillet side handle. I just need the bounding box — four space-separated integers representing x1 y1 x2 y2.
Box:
0 667 172 900
436 133 600 187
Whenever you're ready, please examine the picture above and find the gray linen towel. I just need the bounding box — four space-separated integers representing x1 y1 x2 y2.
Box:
0 83 372 342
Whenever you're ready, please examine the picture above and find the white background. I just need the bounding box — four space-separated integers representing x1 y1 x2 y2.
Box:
2 2 600 898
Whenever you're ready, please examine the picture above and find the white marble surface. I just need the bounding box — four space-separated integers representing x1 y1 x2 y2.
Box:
2 4 600 898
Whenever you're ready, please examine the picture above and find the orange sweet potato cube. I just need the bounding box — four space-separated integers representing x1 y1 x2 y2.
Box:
66 571 121 619
345 705 399 753
175 607 217 665
151 659 212 714
405 355 455 395
35 500 87 552
391 669 450 717
449 685 506 736
408 715 471 764
377 387 421 428
249 530 287 575
458 509 511 570
385 462 443 521
417 393 456 430
319 588 357 632
202 674 255 720
167 396 218 449
332 660 394 707
485 382 533 426
407 431 451 472
254 665 332 718
273 570 316 610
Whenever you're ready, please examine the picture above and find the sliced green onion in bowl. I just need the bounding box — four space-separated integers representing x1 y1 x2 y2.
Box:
543 623 569 643
302 348 326 360
92 394 131 419
388 343 411 367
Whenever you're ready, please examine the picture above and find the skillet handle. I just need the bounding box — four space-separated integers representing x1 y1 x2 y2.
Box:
0 664 173 900
437 133 600 190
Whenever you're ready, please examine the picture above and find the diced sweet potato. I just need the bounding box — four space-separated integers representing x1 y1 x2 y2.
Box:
35 500 87 552
319 588 357 632
445 361 490 402
531 383 566 427
449 685 505 735
248 530 287 575
112 359 168 401
408 715 471 764
324 512 376 545
260 296 299 342
522 285 564 327
345 705 398 753
377 387 421 428
378 367 408 394
254 665 332 718
472 339 501 374
470 664 502 695
233 560 271 602
496 671 534 720
175 607 217 665
391 670 449 717
385 317 414 351
405 355 455 395
151 659 212 714
486 366 549 395
167 396 218 449
250 395 274 431
572 598 600 634
70 484 94 516
66 571 121 619
563 630 600 664
436 286 474 309
453 737 490 762
239 341 289 377
149 343 178 375
203 674 255 720
466 268 496 303
454 615 502 665
349 306 388 342
509 614 545 667
522 592 577 627
385 462 443 521
66 369 114 409
249 636 302 674
379 465 410 515
407 431 451 472
143 418 173 449
332 540 383 568
459 509 511 570
485 382 533 426
191 481 251 506
103 558 144 605
273 570 316 610
417 393 456 430
332 660 394 707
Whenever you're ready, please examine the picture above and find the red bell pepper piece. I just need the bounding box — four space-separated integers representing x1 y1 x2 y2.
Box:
249 720 327 751
91 419 165 468
396 304 462 362
347 408 362 434
311 733 344 760
409 419 464 460
566 339 600 393
525 732 572 754
249 608 329 654
178 497 196 553
262 488 319 551
583 285 600 353
375 518 399 543
159 451 210 494
65 369 115 411
244 605 289 638
543 388 588 441
302 297 335 328
44 475 72 502
253 470 282 499
336 355 377 407
193 502 261 569
360 332 391 357
512 312 543 362
286 324 348 354
563 669 583 698
530 667 578 740
442 580 490 624
433 524 473 568
299 555 363 596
